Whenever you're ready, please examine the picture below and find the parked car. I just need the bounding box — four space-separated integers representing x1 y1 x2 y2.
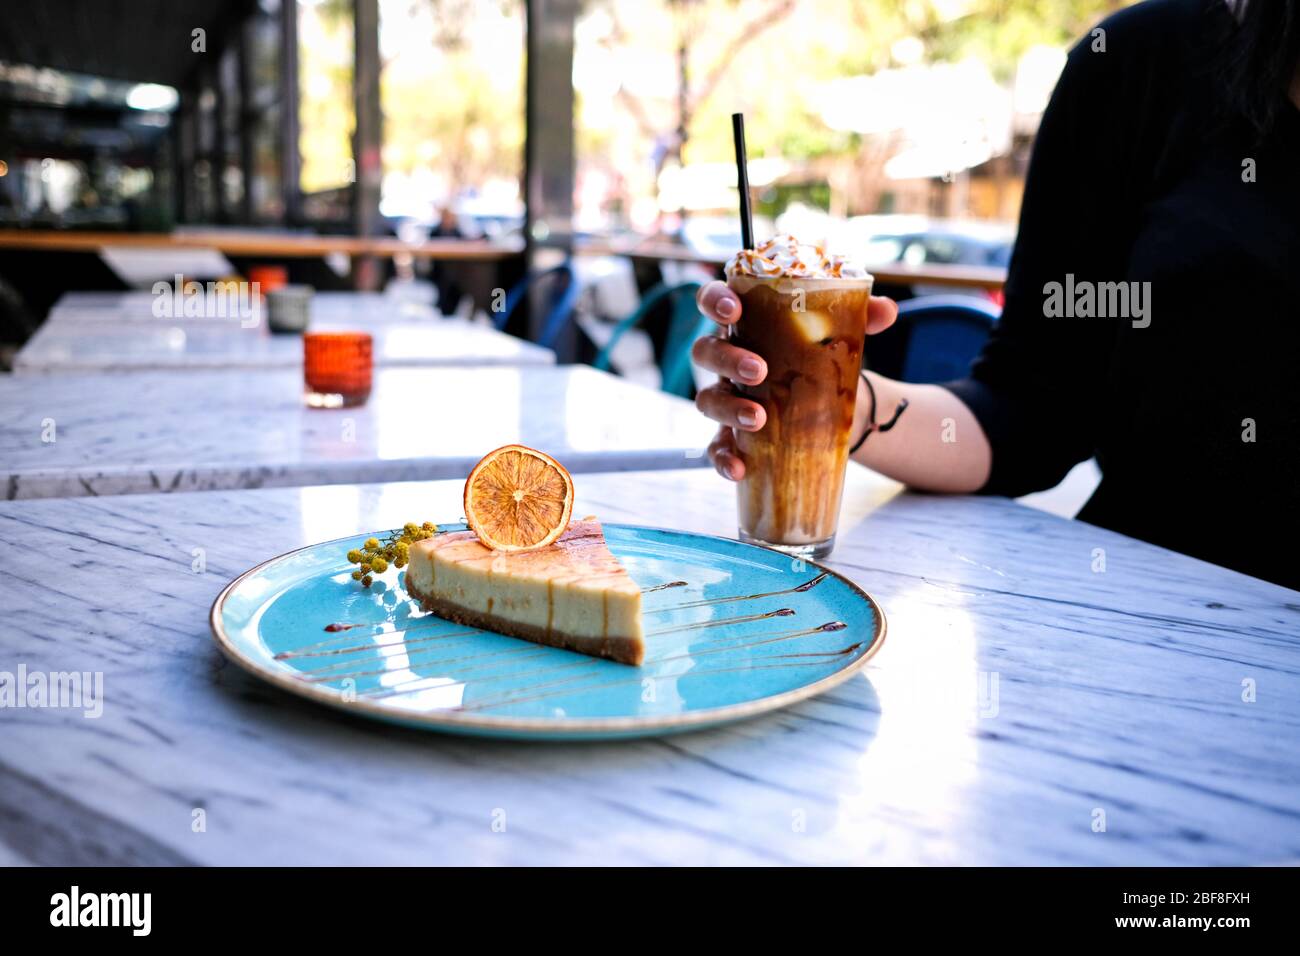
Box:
852 218 1013 301
861 228 1013 270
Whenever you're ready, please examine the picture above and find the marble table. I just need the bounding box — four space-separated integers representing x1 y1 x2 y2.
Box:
12 315 553 373
0 365 713 499
1 468 1297 865
46 290 439 325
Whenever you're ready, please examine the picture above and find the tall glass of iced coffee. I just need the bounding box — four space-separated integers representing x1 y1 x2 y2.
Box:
725 235 873 559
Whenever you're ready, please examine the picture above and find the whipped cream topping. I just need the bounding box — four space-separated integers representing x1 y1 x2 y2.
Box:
725 234 869 280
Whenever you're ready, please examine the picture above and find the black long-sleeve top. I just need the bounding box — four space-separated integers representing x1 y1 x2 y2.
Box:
944 0 1300 590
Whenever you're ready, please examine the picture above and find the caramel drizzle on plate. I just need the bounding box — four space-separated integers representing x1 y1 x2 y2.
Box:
282 571 856 708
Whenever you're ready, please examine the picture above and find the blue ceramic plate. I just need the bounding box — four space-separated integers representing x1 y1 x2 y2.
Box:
210 523 885 740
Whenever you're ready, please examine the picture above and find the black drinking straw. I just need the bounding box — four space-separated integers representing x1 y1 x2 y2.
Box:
732 112 754 251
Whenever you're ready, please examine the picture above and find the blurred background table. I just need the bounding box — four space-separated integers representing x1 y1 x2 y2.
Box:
0 365 712 499
0 229 523 261
12 314 554 374
45 290 443 325
1 467 1296 865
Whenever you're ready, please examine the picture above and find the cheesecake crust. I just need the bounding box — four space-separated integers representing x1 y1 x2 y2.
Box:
405 573 645 665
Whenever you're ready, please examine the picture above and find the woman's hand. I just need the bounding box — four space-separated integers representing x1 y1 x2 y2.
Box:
692 280 899 480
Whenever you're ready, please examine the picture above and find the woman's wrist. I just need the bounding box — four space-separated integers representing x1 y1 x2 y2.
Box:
850 370 909 457
851 373 873 453
846 373 993 492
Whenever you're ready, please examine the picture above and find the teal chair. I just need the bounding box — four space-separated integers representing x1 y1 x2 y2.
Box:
593 281 710 398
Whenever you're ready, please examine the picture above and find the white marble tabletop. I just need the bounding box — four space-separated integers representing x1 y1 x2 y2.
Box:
1 467 1297 865
0 365 713 499
13 315 553 373
46 290 440 325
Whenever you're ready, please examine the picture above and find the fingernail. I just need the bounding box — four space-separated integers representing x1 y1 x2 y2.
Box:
738 357 762 381
737 408 757 428
716 296 737 318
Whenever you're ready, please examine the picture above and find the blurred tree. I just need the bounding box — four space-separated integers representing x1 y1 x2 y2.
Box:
592 0 1128 218
380 0 524 209
298 0 355 195
307 0 1132 224
297 0 524 211
592 0 797 179
838 0 1129 81
580 0 1130 220
829 0 1129 216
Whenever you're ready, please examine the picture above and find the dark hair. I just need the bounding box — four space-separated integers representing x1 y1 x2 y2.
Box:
1219 0 1300 140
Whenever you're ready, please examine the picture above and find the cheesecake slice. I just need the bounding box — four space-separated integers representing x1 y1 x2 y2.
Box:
404 519 645 665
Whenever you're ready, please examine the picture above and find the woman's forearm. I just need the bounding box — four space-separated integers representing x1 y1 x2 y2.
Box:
849 372 992 493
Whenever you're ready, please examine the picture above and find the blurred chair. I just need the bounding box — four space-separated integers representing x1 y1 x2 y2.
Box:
495 261 581 349
894 294 1000 384
0 249 129 337
593 281 709 398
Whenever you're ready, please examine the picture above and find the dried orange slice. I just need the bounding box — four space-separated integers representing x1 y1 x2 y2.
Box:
463 445 574 552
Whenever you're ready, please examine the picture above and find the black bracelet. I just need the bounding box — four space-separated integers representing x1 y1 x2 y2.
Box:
849 370 909 454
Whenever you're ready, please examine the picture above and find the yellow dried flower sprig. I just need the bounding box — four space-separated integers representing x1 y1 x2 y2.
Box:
346 522 437 587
